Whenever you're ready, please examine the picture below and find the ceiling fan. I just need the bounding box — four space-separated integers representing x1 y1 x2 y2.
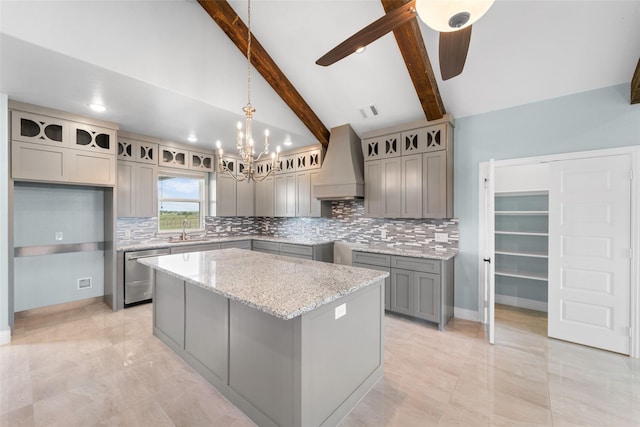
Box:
316 0 494 80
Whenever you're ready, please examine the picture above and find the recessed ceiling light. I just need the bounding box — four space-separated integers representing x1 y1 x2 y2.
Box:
283 141 292 147
89 103 106 112
355 46 366 54
187 135 198 143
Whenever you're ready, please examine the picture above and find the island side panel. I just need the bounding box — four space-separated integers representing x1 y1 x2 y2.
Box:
184 282 229 384
153 272 184 350
229 301 297 427
300 279 384 427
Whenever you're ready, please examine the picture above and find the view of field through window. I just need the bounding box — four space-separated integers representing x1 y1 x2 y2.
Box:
158 175 204 231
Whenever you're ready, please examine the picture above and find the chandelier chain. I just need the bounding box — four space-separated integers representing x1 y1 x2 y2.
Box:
246 0 252 107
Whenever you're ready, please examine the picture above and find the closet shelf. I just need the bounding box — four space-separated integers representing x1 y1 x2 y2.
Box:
495 210 549 215
495 250 548 259
495 269 548 281
495 231 548 237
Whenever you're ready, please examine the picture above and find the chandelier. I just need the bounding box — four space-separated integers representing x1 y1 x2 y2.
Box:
216 0 281 183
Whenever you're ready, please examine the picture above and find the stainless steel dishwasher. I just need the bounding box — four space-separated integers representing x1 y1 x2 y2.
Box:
124 248 170 307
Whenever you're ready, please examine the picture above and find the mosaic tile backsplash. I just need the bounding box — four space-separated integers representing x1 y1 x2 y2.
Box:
117 200 459 251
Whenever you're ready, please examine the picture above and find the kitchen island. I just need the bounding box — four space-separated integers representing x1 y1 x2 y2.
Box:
138 248 388 427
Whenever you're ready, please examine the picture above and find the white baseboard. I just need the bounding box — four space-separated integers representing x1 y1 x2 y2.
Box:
495 295 548 312
0 328 11 345
454 307 480 322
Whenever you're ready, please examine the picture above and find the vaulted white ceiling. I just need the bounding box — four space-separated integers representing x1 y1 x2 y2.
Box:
1 0 639 153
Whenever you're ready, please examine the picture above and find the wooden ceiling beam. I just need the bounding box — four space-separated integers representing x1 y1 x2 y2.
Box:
197 0 330 147
632 58 640 105
381 0 445 121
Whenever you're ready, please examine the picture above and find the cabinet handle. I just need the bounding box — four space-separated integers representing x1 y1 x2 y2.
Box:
483 258 491 263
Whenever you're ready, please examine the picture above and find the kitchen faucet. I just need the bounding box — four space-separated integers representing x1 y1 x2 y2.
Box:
182 218 189 241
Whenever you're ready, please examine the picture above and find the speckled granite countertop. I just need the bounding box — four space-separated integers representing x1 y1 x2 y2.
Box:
349 243 458 261
138 248 388 320
117 235 334 252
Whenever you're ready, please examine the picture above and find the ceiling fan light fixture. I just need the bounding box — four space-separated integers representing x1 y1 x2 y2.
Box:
415 0 495 32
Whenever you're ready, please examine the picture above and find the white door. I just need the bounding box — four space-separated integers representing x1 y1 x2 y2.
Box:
482 160 496 344
549 155 631 354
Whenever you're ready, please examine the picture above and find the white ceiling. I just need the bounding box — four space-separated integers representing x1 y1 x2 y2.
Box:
1 0 639 153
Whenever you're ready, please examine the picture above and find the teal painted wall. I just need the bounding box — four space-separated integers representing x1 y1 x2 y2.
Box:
453 83 640 312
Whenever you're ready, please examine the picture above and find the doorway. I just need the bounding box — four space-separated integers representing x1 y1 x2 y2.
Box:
479 147 640 357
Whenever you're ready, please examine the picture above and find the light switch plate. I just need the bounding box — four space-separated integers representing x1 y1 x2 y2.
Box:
55 232 63 241
335 303 346 320
435 233 448 243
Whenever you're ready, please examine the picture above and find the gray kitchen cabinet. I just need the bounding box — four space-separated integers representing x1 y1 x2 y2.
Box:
116 133 159 217
295 171 311 217
353 251 454 330
364 157 401 218
11 141 68 182
184 282 229 382
252 240 333 262
236 180 255 217
10 106 117 186
275 173 296 217
213 156 256 217
255 176 274 217
159 145 189 169
423 150 451 219
390 269 413 315
296 169 326 218
117 160 156 217
154 273 185 348
364 160 383 216
216 173 238 217
414 271 440 322
382 157 402 218
117 134 158 164
362 119 453 219
251 240 280 255
352 252 391 310
70 122 117 155
362 133 401 160
170 243 222 255
401 154 423 219
189 151 215 172
220 240 252 250
12 109 69 147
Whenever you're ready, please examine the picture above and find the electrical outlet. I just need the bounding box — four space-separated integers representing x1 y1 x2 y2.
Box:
226 226 231 232
335 303 346 320
336 255 342 264
124 229 131 239
435 232 448 243
55 231 63 241
315 226 320 234
381 230 387 239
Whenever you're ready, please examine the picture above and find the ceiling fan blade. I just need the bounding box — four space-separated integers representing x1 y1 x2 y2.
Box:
316 0 417 66
438 25 472 80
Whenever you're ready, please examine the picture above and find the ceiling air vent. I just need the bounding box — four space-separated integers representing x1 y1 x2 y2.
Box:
359 104 379 119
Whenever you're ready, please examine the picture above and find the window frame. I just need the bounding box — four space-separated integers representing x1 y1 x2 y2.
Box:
156 169 208 233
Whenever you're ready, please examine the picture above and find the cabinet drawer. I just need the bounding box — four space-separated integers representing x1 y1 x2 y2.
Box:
252 240 280 252
279 243 313 257
170 243 221 254
221 240 252 250
391 256 440 274
352 251 391 267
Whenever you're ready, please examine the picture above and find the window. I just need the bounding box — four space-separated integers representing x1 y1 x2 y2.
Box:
158 174 206 231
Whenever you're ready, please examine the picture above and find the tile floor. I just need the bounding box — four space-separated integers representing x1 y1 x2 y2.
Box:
1 302 639 426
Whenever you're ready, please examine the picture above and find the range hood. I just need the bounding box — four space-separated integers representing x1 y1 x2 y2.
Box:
313 124 364 200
